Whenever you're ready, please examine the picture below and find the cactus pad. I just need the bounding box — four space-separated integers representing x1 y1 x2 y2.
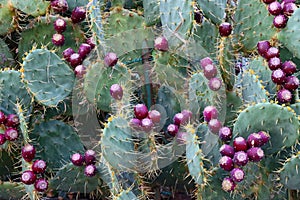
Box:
280 153 300 189
0 38 14 68
11 0 49 17
0 0 16 35
196 0 226 25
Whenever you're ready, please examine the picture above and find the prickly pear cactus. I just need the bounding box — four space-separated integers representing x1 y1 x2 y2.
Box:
0 0 299 199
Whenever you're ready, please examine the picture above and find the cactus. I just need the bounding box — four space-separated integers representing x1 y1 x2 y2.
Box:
0 0 300 199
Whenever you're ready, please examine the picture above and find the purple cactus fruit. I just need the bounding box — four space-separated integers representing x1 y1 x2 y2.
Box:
154 36 169 51
148 110 161 124
110 84 123 100
265 47 280 59
203 64 218 79
84 150 96 165
233 151 249 166
70 153 84 166
84 164 97 177
271 69 286 84
257 40 271 58
21 170 36 185
104 52 118 67
62 48 75 62
222 177 236 192
4 127 18 141
53 18 67 33
268 57 282 70
219 156 234 171
247 147 264 162
130 118 142 130
219 126 232 141
167 124 179 136
5 114 19 127
219 144 235 158
219 22 232 37
181 109 193 124
247 133 263 147
268 1 282 16
257 131 270 145
176 132 188 144
32 160 47 174
173 113 184 126
0 134 6 145
141 118 154 132
134 104 148 119
34 178 48 192
78 43 92 59
208 119 222 134
233 136 248 152
0 111 6 124
52 33 65 46
282 0 296 3
203 106 218 122
74 65 87 79
282 2 297 16
273 14 288 29
281 61 297 75
71 7 86 23
200 57 213 68
86 37 96 49
230 168 245 182
22 144 36 162
284 76 299 91
69 53 83 67
208 77 222 91
51 0 68 13
277 88 292 103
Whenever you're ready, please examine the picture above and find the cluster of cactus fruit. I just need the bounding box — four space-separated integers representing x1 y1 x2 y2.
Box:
0 0 300 199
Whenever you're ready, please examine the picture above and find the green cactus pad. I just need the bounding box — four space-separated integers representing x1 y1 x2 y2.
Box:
143 0 160 26
0 150 17 178
18 16 85 60
185 127 206 185
50 163 103 193
0 182 25 199
101 117 141 171
234 0 276 52
280 153 300 189
160 0 193 42
0 38 14 68
233 103 299 155
192 19 218 56
196 0 226 25
239 70 268 103
224 91 242 127
290 102 300 115
0 0 16 35
188 72 227 122
22 49 75 107
0 70 31 113
66 0 89 11
247 57 276 95
11 0 49 17
278 8 300 60
83 62 130 112
114 189 138 200
30 120 85 169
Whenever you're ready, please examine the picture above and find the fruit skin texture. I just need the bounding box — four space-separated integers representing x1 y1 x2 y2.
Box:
281 61 297 75
268 1 282 16
71 7 86 23
154 36 169 51
69 53 83 67
208 77 222 91
22 144 36 162
257 131 270 145
219 126 232 141
110 84 123 100
208 119 222 134
32 160 47 174
21 170 37 185
219 156 234 171
257 40 271 58
271 69 286 85
247 133 263 147
233 151 249 166
62 48 75 62
84 150 96 165
268 57 282 70
219 22 232 37
4 127 18 141
34 178 49 192
230 168 245 182
233 136 248 151
70 153 84 166
78 43 92 59
219 144 235 158
167 124 179 136
200 57 213 68
203 64 218 79
84 164 97 177
134 104 148 119
51 0 68 13
141 118 154 132
148 110 161 124
52 33 65 46
74 65 87 79
203 106 218 122
277 88 292 103
222 177 236 192
247 147 264 162
284 76 299 91
53 18 67 33
5 114 19 127
273 15 288 29
104 52 118 67
0 111 6 124
0 134 6 145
